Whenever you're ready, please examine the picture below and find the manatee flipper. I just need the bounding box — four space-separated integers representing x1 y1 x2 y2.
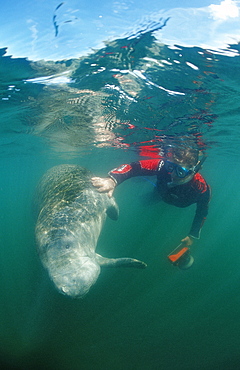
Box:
96 254 147 269
106 197 119 221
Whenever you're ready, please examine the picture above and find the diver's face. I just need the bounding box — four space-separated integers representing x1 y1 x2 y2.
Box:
165 161 195 186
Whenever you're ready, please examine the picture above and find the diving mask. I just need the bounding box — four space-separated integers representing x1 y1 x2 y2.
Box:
165 154 206 179
165 161 193 178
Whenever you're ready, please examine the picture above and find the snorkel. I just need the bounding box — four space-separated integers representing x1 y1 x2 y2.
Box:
193 152 207 173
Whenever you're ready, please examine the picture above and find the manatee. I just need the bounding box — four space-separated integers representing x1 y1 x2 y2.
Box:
35 164 146 298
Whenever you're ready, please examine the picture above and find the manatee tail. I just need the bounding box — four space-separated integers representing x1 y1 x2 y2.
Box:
96 254 147 269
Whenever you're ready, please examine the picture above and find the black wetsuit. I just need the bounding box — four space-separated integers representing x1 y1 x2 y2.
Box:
108 159 211 239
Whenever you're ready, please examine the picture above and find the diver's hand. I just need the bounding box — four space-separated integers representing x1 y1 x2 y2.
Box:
181 236 194 247
91 177 116 197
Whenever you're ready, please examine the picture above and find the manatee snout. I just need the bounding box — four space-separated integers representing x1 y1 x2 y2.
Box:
44 238 101 298
58 258 101 298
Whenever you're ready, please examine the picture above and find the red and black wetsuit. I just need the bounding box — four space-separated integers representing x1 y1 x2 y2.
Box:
108 159 211 239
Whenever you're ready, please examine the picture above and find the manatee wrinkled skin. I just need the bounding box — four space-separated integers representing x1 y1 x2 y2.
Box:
35 164 146 298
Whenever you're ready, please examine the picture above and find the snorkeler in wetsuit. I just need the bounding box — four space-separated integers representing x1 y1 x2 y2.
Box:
91 146 211 258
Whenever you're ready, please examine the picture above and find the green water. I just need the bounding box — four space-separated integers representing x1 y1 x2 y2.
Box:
1 27 240 370
1 152 240 370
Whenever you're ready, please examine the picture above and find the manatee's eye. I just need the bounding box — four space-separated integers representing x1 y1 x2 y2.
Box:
64 241 74 250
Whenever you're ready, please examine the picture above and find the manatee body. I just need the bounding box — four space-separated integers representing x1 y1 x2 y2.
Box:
35 164 146 298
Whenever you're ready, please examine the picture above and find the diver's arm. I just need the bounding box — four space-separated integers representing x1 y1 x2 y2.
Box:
108 159 164 185
92 159 163 197
188 186 211 240
91 163 137 197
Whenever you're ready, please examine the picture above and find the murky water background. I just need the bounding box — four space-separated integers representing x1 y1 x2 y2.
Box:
1 2 240 369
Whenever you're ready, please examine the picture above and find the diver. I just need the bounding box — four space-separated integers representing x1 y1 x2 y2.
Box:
91 146 211 269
